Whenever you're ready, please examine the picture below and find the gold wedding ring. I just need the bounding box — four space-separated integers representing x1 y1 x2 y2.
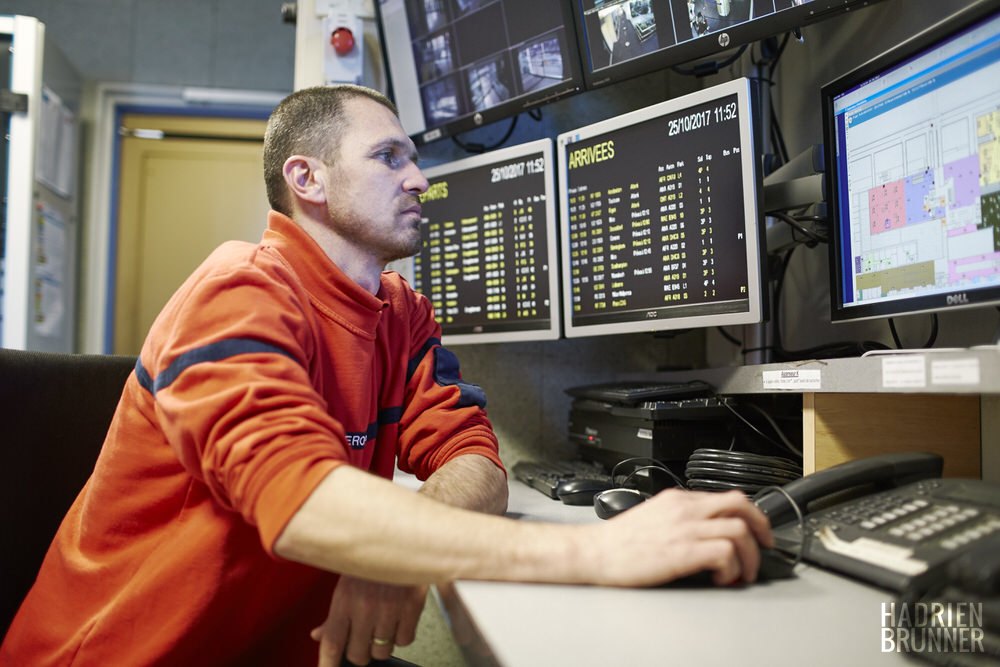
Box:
371 637 393 646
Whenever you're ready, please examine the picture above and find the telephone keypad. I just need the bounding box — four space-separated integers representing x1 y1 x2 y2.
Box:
772 476 1000 593
838 496 929 529
941 517 1000 550
825 489 1000 550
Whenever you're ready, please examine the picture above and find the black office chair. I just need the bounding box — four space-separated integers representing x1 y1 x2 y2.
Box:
0 347 136 636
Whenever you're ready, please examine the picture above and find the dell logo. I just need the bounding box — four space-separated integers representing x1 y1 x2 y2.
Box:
946 293 969 305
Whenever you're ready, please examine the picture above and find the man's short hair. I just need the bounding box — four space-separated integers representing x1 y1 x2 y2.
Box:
263 85 399 215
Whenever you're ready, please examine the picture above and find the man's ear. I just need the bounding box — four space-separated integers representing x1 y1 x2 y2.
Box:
282 155 327 206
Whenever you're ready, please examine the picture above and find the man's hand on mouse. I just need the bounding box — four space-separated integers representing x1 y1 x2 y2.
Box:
580 488 774 587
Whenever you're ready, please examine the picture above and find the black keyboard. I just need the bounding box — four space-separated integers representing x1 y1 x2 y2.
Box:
512 460 613 499
565 380 712 405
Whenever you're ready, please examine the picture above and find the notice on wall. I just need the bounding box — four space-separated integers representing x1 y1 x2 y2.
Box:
33 203 66 336
35 86 77 198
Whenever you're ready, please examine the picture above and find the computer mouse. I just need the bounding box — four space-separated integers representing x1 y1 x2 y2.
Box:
593 488 650 519
757 548 797 581
555 478 614 505
669 548 798 587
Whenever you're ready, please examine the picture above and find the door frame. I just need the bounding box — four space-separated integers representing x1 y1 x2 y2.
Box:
0 16 43 350
80 82 286 353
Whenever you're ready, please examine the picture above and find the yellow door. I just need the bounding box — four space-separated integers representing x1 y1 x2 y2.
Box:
114 114 270 354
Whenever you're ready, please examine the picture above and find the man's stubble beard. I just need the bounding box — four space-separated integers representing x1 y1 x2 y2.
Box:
326 200 423 265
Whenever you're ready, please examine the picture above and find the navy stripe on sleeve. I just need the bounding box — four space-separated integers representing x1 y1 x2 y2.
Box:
432 347 486 409
137 338 297 395
406 336 440 384
135 357 154 393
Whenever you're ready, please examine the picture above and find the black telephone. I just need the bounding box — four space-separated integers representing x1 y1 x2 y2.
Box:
756 452 1000 593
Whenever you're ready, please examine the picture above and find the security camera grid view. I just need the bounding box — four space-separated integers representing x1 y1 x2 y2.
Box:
405 0 577 128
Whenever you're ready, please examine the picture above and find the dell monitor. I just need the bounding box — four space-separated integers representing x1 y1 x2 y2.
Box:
824 0 1000 323
557 77 765 338
376 0 585 145
411 138 561 344
571 0 888 90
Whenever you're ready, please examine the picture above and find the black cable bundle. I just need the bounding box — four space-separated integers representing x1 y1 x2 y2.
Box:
685 448 801 494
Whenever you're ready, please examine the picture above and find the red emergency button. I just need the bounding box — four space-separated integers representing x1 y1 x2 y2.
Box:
331 27 355 56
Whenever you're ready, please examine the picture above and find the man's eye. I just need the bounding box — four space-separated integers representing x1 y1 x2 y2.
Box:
378 151 400 167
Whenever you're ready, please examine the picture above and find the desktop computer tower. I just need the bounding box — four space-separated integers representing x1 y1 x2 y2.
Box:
568 397 734 474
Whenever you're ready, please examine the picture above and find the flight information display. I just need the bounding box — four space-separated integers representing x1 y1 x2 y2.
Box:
412 139 560 344
557 77 765 338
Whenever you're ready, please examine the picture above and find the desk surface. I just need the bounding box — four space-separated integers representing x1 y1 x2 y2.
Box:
447 480 916 667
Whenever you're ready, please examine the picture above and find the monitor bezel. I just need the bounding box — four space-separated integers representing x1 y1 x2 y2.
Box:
374 0 586 147
556 77 765 339
414 138 562 345
571 0 889 91
823 0 1000 324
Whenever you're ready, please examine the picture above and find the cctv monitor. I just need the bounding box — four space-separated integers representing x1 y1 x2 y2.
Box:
824 0 1000 323
376 0 585 145
557 77 765 338
571 0 888 90
411 138 560 343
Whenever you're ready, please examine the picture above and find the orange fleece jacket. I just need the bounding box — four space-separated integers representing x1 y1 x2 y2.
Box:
1 212 502 666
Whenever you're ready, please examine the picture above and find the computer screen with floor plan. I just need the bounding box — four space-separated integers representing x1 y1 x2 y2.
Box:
825 1 1000 322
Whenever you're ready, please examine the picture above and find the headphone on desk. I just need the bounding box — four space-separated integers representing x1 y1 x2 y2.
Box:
611 456 687 492
685 448 801 494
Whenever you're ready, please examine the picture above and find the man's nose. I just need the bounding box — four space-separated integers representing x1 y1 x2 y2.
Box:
404 163 429 195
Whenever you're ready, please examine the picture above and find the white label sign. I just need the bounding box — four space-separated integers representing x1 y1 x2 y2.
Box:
930 358 980 385
881 356 927 389
762 369 822 390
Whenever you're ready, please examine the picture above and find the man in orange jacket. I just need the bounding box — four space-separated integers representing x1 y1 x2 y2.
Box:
2 85 771 667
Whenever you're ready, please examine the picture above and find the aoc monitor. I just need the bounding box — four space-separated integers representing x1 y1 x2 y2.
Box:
376 0 585 145
411 138 561 344
557 77 765 338
571 0 888 90
824 0 1000 323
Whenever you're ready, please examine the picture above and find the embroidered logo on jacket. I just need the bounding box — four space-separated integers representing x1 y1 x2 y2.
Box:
345 432 368 450
345 410 402 451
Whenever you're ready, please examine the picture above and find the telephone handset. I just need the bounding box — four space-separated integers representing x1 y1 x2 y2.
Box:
756 452 944 527
756 452 1000 592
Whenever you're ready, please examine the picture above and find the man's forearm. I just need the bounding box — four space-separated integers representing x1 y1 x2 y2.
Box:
274 464 774 590
417 454 508 515
274 464 582 586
